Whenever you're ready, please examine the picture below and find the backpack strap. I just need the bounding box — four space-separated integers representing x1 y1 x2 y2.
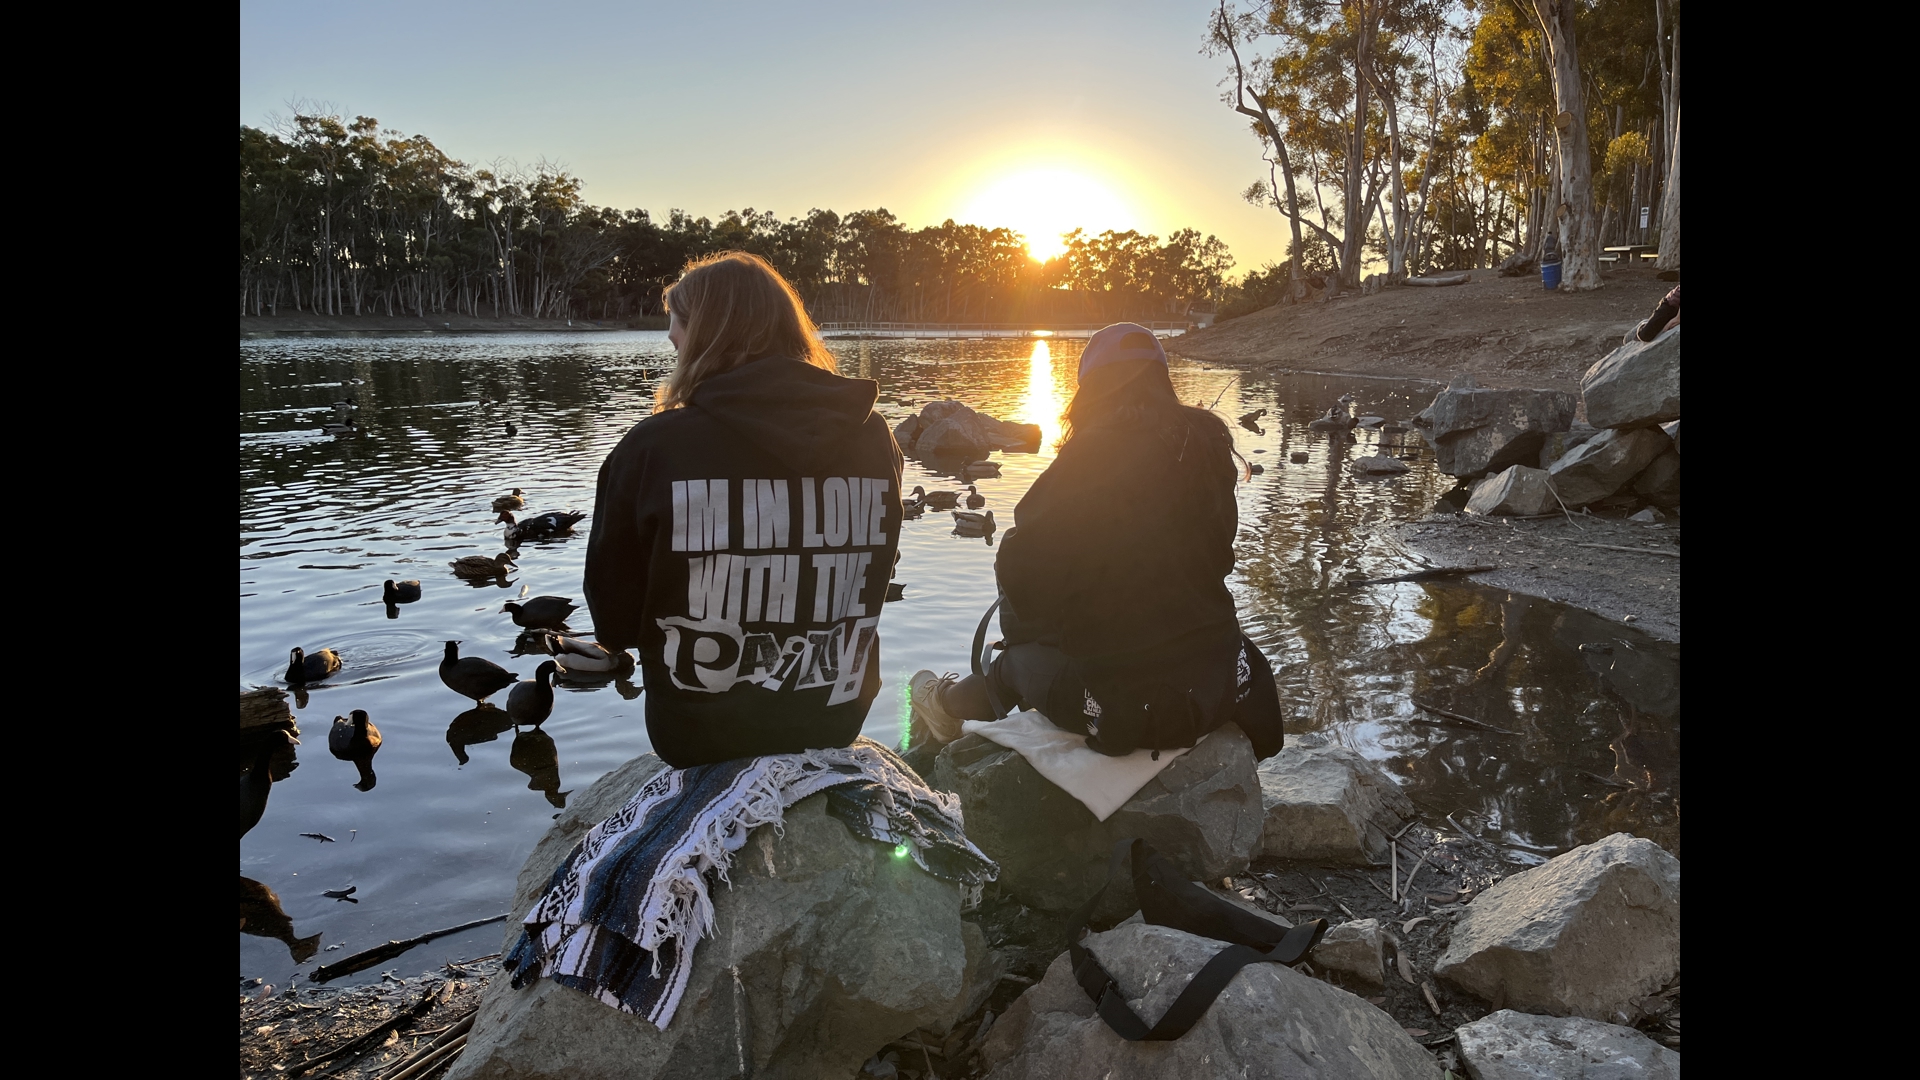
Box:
1065 839 1326 1041
970 596 1010 720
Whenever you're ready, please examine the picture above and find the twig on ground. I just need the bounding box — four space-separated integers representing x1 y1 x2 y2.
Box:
287 982 452 1078
1569 542 1680 558
1409 699 1519 736
1391 841 1399 902
1402 848 1434 903
1546 485 1587 531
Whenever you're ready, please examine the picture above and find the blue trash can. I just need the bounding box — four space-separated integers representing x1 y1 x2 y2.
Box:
1541 261 1562 290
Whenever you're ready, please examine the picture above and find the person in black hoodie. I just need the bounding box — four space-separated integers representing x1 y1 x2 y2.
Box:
907 323 1283 759
584 252 903 767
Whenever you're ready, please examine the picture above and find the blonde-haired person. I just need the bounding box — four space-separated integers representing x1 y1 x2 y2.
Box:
584 252 904 767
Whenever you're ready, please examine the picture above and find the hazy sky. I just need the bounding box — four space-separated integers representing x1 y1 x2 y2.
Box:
240 0 1294 270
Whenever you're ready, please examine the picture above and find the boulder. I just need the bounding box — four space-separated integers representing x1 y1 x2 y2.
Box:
1537 421 1599 470
933 724 1263 913
1351 455 1412 475
1256 734 1416 864
451 747 979 1080
1466 465 1559 517
1413 385 1579 478
893 416 925 452
1435 832 1680 1022
1309 918 1386 989
1455 1010 1680 1080
1626 507 1665 524
977 923 1441 1080
1546 428 1672 508
909 400 1042 457
1581 328 1681 431
1632 449 1681 509
1661 419 1679 456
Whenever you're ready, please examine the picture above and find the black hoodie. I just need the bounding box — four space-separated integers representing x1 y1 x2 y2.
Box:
583 357 904 767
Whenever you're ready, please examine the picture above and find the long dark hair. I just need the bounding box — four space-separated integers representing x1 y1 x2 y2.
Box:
1060 359 1246 480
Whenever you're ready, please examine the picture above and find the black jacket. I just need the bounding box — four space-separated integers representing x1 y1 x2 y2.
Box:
583 357 904 767
994 409 1243 751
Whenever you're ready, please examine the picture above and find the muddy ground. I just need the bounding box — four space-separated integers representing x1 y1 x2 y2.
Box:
1173 266 1674 394
238 828 1681 1079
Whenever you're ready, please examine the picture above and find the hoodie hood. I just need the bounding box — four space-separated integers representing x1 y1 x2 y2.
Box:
688 357 881 475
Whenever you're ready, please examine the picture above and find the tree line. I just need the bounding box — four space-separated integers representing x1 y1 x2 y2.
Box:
240 115 1237 326
1208 0 1680 295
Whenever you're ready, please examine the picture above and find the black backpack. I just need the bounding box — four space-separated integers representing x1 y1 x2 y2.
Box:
1065 839 1327 1041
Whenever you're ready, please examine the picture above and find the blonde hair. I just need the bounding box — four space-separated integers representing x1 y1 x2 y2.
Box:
655 251 835 412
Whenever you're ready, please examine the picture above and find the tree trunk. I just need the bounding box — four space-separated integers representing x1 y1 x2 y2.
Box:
1341 4 1375 288
1533 0 1602 290
1656 104 1679 268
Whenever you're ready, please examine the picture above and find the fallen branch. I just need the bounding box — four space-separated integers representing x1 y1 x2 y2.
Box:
1403 272 1471 287
1569 542 1680 558
1345 565 1496 587
1409 699 1519 736
287 982 452 1078
310 914 510 984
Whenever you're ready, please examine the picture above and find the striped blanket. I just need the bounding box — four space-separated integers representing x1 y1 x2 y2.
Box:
503 738 997 1029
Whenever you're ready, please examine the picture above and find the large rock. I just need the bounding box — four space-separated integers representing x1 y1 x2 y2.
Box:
977 923 1442 1079
1581 328 1681 431
1456 1010 1680 1080
1413 383 1579 478
1661 419 1680 456
905 400 1042 457
1257 734 1416 864
933 724 1262 913
1546 427 1672 508
1632 450 1681 508
1467 465 1560 517
1435 833 1680 1022
1537 421 1598 470
451 746 979 1080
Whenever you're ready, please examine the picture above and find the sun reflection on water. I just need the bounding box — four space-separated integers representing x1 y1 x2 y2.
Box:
1022 339 1067 450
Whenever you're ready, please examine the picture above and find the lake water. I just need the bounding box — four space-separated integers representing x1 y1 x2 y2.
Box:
239 331 1679 987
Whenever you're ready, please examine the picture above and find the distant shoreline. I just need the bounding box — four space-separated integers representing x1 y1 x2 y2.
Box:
240 313 664 338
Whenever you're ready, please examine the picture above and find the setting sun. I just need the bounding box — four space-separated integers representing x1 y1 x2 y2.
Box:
961 168 1138 262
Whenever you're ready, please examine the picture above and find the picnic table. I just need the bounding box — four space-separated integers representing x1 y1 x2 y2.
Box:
1602 244 1657 267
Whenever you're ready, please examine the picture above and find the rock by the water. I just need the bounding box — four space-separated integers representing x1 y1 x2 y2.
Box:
1627 507 1665 524
1466 465 1559 517
1256 734 1416 864
1456 1010 1680 1080
1546 427 1672 508
1435 832 1680 1023
1351 455 1412 475
899 400 1042 458
1309 918 1386 989
976 923 1441 1080
933 724 1263 913
1581 327 1681 431
1536 421 1598 469
1357 415 1386 428
1413 386 1579 478
451 746 979 1080
1290 451 1311 464
1633 449 1680 508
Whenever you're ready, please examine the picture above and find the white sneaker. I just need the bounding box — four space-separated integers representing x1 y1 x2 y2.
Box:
909 669 964 745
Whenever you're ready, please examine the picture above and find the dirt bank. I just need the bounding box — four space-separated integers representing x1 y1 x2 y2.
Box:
1395 510 1680 642
240 312 660 336
1173 266 1674 392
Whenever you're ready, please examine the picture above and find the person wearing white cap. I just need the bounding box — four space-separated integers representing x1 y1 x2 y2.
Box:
909 324 1283 760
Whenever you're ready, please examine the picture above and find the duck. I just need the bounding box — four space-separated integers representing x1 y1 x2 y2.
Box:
507 661 558 727
960 460 1002 481
330 395 358 413
439 640 518 702
901 485 927 520
922 489 961 511
505 421 518 436
382 579 422 604
323 417 358 436
328 709 382 761
449 551 516 579
501 595 577 630
1238 408 1267 426
492 488 527 513
499 510 588 544
964 485 985 509
1308 394 1359 432
952 509 996 536
544 633 633 674
285 647 342 686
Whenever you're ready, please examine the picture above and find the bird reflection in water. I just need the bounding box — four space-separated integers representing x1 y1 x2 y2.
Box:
445 704 513 766
509 629 557 657
330 710 382 792
510 726 570 808
240 876 322 964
